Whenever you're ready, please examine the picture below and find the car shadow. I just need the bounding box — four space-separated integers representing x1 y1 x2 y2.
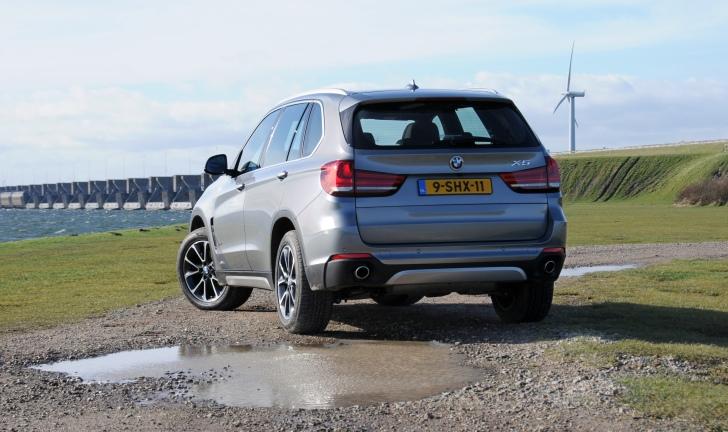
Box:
325 300 728 348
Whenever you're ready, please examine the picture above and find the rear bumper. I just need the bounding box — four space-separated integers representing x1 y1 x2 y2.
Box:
321 248 565 292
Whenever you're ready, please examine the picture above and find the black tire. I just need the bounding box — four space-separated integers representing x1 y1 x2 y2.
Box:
371 293 423 307
177 228 252 311
490 281 553 323
274 231 332 334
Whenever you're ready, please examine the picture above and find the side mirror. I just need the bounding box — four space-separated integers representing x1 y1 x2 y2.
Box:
204 154 229 176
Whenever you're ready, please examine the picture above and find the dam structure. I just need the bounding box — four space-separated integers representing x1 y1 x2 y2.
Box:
0 174 216 210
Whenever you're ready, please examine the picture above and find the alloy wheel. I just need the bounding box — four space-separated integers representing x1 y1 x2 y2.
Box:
182 240 223 303
276 244 297 320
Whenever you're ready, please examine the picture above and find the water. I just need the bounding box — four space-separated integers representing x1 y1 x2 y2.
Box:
0 208 190 242
560 264 637 277
33 340 481 409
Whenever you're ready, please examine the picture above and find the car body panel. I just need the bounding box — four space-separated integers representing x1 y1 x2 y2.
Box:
188 88 567 295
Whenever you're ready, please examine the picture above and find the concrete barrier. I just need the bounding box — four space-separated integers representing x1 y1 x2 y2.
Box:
23 185 44 208
39 184 59 209
52 183 73 209
146 176 174 210
102 180 128 210
0 191 28 208
202 174 219 191
123 178 150 210
171 175 203 210
0 192 13 208
84 181 106 209
3 171 213 211
68 182 90 209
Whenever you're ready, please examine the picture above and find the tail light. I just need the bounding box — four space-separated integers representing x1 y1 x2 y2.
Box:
321 160 405 197
500 156 560 193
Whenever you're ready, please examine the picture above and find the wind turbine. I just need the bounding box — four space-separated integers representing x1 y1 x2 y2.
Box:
553 42 585 153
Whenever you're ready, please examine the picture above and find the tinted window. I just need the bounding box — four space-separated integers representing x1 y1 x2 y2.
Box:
302 103 323 156
354 101 538 149
263 103 308 167
237 110 280 171
286 104 311 161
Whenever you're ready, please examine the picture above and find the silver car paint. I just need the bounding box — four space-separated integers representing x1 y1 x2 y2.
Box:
190 89 567 292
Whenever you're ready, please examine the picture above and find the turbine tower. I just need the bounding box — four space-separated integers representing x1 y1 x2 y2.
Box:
553 42 585 153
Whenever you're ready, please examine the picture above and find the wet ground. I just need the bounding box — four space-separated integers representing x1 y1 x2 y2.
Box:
2 241 727 431
560 264 637 277
34 341 481 409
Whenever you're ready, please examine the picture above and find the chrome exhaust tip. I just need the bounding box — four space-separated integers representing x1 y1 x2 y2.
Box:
543 260 557 275
354 265 371 281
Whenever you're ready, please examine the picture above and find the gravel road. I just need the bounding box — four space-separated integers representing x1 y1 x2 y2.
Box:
1 242 725 431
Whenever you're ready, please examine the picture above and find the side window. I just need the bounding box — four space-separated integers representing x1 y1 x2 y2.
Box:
263 103 308 167
286 104 311 161
302 103 323 157
237 110 280 171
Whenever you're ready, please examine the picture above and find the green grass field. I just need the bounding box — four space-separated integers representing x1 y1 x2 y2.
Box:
0 226 185 330
551 259 728 427
565 202 728 245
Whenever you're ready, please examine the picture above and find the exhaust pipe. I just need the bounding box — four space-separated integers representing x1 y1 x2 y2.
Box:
354 265 371 281
543 260 557 275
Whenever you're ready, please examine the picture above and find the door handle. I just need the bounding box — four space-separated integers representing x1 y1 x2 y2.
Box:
236 183 245 191
276 170 288 180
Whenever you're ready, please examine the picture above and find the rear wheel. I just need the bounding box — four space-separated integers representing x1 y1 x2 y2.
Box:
274 231 332 334
177 228 252 310
490 281 553 323
371 293 423 307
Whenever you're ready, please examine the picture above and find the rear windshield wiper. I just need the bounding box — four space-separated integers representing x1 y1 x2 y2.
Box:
435 135 506 146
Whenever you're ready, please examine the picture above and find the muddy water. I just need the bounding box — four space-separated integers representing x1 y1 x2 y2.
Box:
560 264 637 277
33 340 481 409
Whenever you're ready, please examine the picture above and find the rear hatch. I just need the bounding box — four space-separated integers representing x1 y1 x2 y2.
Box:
350 99 557 245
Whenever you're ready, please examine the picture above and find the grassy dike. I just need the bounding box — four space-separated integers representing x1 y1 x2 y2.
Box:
557 141 728 204
550 259 728 427
0 226 186 330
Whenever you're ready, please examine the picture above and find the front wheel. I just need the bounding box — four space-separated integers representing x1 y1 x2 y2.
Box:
177 228 252 310
275 231 332 334
490 281 553 323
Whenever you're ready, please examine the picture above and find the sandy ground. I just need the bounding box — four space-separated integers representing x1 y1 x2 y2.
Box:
1 242 726 431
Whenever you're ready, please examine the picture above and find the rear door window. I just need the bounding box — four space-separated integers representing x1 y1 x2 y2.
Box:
354 101 539 149
262 103 308 167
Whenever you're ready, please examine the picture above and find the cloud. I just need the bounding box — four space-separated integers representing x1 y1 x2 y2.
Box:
470 72 728 151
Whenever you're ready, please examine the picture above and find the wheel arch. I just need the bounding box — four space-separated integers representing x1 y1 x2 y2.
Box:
190 215 205 231
269 211 304 275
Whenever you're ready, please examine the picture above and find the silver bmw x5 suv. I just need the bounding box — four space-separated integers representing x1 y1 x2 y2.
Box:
177 87 567 334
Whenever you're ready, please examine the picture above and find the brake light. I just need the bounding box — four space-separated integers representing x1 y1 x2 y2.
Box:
321 160 405 197
330 253 372 261
499 156 560 193
543 247 565 255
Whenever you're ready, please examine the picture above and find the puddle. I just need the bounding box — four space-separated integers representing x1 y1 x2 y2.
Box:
560 264 637 277
33 340 481 409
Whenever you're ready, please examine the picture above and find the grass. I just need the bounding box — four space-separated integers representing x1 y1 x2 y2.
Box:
620 376 728 429
550 259 728 426
565 202 728 245
556 141 728 204
0 226 186 331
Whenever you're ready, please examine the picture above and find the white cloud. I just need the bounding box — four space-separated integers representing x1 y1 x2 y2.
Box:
470 72 728 152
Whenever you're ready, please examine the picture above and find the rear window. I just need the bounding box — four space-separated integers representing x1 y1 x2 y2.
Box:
354 101 539 149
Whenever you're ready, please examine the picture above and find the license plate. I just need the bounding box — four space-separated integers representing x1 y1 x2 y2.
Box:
417 178 492 195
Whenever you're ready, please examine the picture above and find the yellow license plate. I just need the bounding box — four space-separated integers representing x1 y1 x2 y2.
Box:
417 178 492 195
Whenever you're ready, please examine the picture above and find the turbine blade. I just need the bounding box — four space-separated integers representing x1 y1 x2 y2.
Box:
575 117 579 128
566 41 574 91
553 95 567 113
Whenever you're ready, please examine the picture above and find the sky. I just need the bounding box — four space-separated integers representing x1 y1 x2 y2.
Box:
1 0 727 185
